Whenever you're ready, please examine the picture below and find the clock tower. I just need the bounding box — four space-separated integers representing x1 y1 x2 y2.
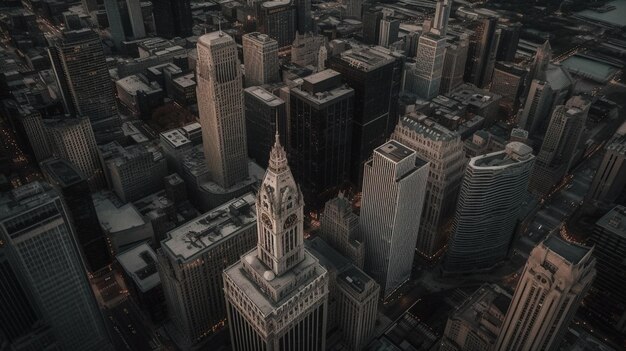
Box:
256 132 305 276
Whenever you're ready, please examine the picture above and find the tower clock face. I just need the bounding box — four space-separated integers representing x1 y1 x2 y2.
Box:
284 214 297 229
261 213 272 227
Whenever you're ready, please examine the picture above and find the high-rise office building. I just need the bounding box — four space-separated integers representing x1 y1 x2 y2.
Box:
362 7 382 45
392 115 465 258
158 193 258 344
464 16 499 88
306 237 379 351
152 0 192 39
0 182 112 351
294 0 312 33
259 0 297 49
40 158 111 272
223 134 329 351
103 0 126 48
440 284 511 351
490 62 527 114
319 193 364 268
589 206 626 332
378 18 399 47
242 32 279 87
327 47 398 186
44 117 106 190
360 140 429 296
126 0 146 39
529 96 590 195
0 243 60 351
495 236 596 351
526 40 552 91
288 69 354 208
440 32 469 94
517 79 553 135
196 32 249 189
244 86 286 169
586 135 626 204
445 142 535 273
412 33 447 99
344 0 363 18
496 22 521 62
48 29 120 139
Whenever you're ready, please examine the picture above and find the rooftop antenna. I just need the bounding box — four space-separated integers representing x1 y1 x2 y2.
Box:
218 17 223 36
274 109 280 143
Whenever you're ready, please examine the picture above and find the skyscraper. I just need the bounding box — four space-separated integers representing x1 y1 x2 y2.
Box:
40 158 111 272
464 16 499 88
152 0 192 39
244 86 286 169
494 236 596 351
126 0 146 39
259 0 297 49
291 32 326 69
223 133 329 351
392 115 465 258
103 0 125 48
362 8 382 45
378 18 399 47
359 140 429 296
586 135 626 204
526 40 552 93
158 193 258 344
431 0 451 37
344 0 363 18
327 47 398 186
319 193 364 268
440 32 469 95
0 182 112 351
496 22 521 62
589 206 626 332
196 32 249 189
48 29 120 139
44 117 106 190
490 62 527 114
288 69 354 208
517 79 554 135
412 33 447 99
529 96 591 195
294 0 312 33
242 32 279 87
444 142 535 273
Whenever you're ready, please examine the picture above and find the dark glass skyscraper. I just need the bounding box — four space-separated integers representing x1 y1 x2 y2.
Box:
40 158 111 272
244 86 286 169
152 0 192 39
288 69 354 208
327 47 397 186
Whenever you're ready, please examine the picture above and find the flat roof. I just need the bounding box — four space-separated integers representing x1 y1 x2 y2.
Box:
161 193 256 262
596 205 626 239
93 192 146 234
376 140 415 163
198 31 234 48
543 235 591 265
160 129 191 148
116 243 160 292
472 142 534 168
399 115 459 142
245 86 284 106
303 69 340 85
338 47 395 71
40 158 85 187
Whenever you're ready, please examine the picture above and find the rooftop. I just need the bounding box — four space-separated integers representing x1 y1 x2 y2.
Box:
245 86 285 107
472 142 534 168
93 192 146 234
399 114 460 142
40 158 85 188
198 31 234 48
451 284 511 340
596 205 626 239
543 235 592 265
160 129 192 149
161 193 256 262
116 243 160 292
0 182 58 222
338 47 395 71
376 140 415 163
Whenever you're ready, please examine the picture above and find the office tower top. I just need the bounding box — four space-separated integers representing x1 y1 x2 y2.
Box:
49 29 120 137
529 40 552 82
360 140 429 296
431 0 451 37
152 0 192 38
197 32 249 189
244 86 286 169
223 134 329 351
0 182 111 351
288 69 354 209
445 142 535 273
392 115 465 258
495 235 595 351
242 32 279 87
378 18 399 47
